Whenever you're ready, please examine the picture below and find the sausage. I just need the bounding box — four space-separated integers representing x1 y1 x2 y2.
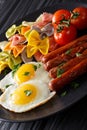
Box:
44 42 87 71
49 58 87 91
49 66 58 78
34 51 43 62
44 54 70 71
42 35 87 63
68 42 87 57
49 49 87 78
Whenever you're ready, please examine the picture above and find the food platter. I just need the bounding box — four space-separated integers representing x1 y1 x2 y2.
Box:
0 2 87 122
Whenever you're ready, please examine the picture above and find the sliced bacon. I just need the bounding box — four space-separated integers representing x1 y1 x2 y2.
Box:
9 34 26 46
42 12 53 23
35 12 53 28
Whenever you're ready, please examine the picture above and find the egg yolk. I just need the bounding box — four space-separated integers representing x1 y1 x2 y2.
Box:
12 84 37 105
14 64 36 84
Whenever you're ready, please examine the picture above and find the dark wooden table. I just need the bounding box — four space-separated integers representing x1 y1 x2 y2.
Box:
0 0 87 130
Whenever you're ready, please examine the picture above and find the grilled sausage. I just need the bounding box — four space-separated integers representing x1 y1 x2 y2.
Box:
49 49 87 78
44 54 70 71
44 42 87 71
34 51 43 62
42 35 87 63
49 58 87 91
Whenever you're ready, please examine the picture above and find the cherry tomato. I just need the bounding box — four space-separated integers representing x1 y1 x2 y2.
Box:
71 7 87 30
54 25 77 46
52 9 71 28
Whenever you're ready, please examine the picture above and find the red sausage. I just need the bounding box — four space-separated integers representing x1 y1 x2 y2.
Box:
49 58 87 91
44 42 87 71
49 49 87 78
42 35 87 63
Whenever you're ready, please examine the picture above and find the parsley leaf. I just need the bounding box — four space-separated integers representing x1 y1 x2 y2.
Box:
23 72 30 76
58 62 66 67
12 64 21 77
71 81 80 89
61 91 67 97
76 52 82 57
24 90 32 96
65 49 72 55
3 68 10 75
57 68 64 78
33 65 37 71
38 63 41 68
33 64 41 71
5 84 13 88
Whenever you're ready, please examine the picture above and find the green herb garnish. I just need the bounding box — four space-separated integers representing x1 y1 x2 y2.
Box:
3 68 10 75
32 64 41 71
33 65 37 71
71 81 80 89
24 90 32 96
65 49 72 55
5 84 13 88
38 63 41 68
76 52 82 57
57 68 64 78
58 62 66 67
12 64 21 77
23 72 30 76
61 91 67 97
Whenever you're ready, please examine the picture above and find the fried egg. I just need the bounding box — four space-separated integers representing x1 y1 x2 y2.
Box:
0 80 56 113
0 62 51 92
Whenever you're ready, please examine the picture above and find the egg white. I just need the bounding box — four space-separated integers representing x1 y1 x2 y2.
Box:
0 80 56 113
0 62 51 92
0 71 15 92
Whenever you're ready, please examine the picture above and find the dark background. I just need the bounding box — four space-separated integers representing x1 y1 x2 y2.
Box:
0 0 87 130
